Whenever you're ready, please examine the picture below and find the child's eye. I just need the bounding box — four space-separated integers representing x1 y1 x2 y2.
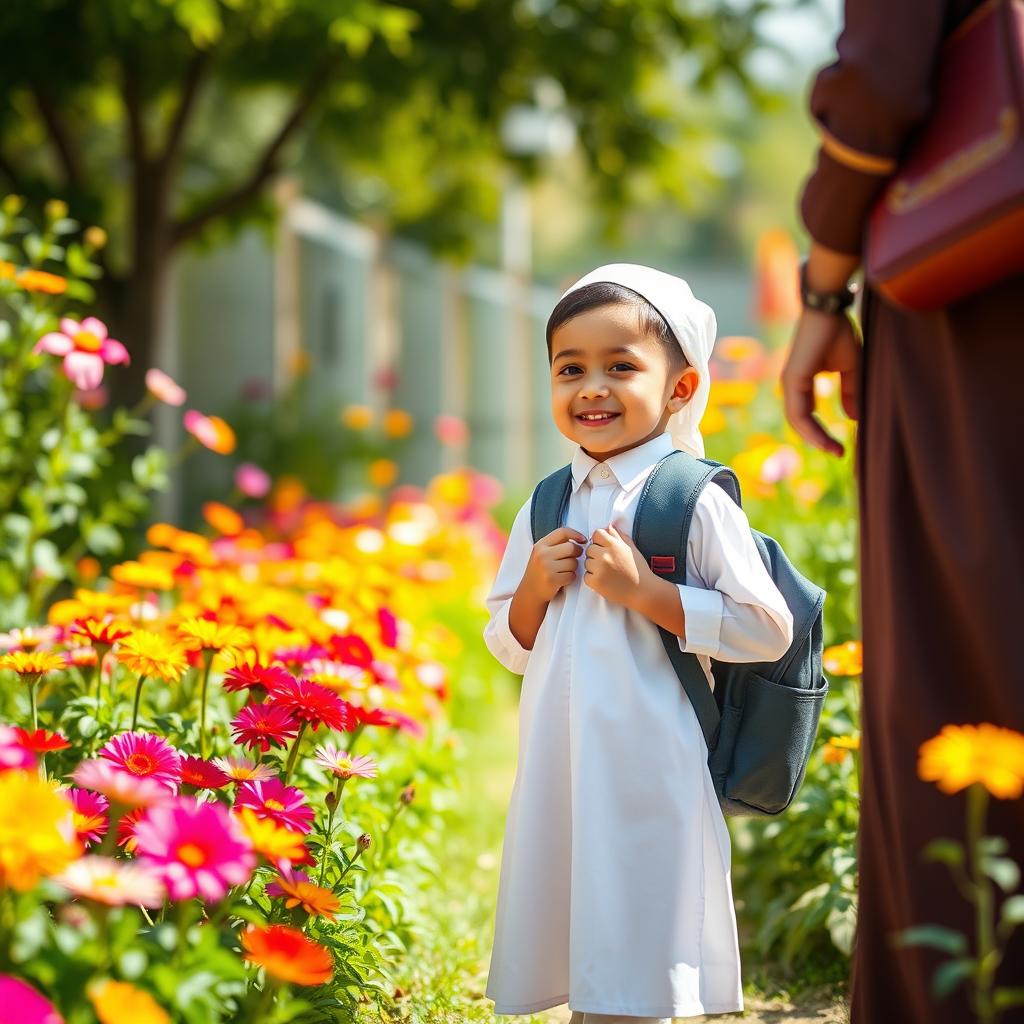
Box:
556 363 635 376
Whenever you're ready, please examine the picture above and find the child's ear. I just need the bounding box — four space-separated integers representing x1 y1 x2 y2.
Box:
673 366 699 403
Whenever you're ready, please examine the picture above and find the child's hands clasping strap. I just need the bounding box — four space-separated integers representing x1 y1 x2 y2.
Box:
584 523 657 608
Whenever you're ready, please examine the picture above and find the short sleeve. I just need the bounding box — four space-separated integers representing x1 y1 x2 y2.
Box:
798 0 948 254
675 483 794 663
482 496 535 675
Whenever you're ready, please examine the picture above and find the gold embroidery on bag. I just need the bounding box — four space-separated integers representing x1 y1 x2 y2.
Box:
887 107 1019 213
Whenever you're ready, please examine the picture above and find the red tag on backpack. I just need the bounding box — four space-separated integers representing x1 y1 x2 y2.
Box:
650 555 676 574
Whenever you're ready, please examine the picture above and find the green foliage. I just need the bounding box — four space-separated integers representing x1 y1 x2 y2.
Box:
0 197 169 627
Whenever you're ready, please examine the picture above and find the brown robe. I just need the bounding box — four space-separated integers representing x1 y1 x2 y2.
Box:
799 1 1024 1021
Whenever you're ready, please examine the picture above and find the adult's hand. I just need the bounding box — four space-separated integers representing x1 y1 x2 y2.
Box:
781 308 861 458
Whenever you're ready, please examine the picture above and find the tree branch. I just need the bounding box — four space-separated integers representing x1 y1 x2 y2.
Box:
121 57 149 171
30 85 84 187
171 52 339 247
161 48 211 170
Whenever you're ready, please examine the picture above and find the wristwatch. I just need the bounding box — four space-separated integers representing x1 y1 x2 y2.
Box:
799 259 858 315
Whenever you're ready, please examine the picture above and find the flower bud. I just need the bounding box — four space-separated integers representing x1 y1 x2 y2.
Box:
357 833 372 851
2 194 25 216
45 198 69 221
400 784 416 805
325 791 338 810
84 226 108 250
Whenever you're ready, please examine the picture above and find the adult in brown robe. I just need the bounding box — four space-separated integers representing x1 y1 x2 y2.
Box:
781 1 1024 1021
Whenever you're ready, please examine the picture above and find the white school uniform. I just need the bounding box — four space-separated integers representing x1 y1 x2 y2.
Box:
483 430 795 1019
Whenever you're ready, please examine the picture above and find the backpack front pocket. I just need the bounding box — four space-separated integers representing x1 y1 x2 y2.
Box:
713 670 829 816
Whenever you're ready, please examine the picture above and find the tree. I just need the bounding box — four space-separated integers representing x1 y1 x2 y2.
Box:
0 0 786 400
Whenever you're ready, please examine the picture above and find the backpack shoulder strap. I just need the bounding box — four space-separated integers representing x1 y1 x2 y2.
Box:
530 463 573 543
634 450 736 751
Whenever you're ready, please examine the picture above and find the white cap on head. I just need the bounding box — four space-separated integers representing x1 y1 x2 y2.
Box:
559 262 717 458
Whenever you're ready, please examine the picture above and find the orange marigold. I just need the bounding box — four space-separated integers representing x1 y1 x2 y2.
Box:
0 650 66 676
241 924 333 986
918 723 1024 800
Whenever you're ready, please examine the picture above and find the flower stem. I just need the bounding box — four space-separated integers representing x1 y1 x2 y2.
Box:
198 651 215 759
28 677 39 731
130 674 148 731
282 721 308 784
967 784 997 1024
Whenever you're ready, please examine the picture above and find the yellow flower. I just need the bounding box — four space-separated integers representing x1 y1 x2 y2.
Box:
711 380 758 407
0 650 66 676
699 403 727 435
0 771 80 890
234 808 308 862
341 404 374 430
115 631 188 682
384 408 413 438
368 458 399 489
174 617 250 655
830 734 860 750
717 336 765 363
89 980 171 1024
110 560 176 591
919 724 1024 799
823 640 863 676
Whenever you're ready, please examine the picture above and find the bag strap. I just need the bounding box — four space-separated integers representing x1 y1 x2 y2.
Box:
530 463 573 542
633 450 742 752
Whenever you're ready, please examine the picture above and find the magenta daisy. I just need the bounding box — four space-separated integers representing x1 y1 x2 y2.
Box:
133 796 255 901
54 855 164 907
71 759 171 807
231 703 299 753
180 756 230 789
222 661 295 694
99 731 181 790
314 744 378 780
234 778 315 834
66 788 110 847
266 676 355 733
0 724 36 771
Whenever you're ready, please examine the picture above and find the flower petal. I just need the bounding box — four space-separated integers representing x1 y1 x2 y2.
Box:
63 351 104 391
79 316 109 341
34 332 73 356
100 338 130 365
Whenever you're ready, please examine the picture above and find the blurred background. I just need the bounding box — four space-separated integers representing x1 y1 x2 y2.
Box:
1 0 839 518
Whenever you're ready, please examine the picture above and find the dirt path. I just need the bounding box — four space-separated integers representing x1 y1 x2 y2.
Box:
537 988 849 1023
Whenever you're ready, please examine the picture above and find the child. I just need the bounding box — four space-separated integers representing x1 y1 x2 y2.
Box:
482 264 795 1023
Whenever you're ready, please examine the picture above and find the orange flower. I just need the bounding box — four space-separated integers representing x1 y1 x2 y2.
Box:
76 556 102 582
268 869 340 919
89 979 170 1024
754 228 800 323
234 808 308 863
115 631 188 682
340 404 374 430
918 724 1024 799
71 618 132 647
241 924 333 986
823 640 863 677
16 268 68 294
822 742 849 765
383 408 413 438
0 650 66 677
368 458 398 489
183 411 236 454
203 502 244 537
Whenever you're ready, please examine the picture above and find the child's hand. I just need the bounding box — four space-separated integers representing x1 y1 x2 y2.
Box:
525 527 587 602
584 523 653 607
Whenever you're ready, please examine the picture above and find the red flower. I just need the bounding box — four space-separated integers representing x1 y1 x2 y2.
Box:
350 704 425 737
223 661 294 694
180 756 230 789
241 924 333 986
328 633 374 668
266 677 354 732
231 703 299 753
117 807 146 852
14 727 71 753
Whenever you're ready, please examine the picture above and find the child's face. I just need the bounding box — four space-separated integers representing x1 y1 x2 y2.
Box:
549 302 699 461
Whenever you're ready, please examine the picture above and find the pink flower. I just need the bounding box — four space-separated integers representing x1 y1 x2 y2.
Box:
231 703 299 753
211 756 277 784
235 778 315 834
67 788 110 847
314 744 378 780
223 661 295 695
235 463 271 499
760 445 802 484
0 724 37 771
434 413 468 446
134 796 255 901
99 732 181 791
183 410 235 454
145 368 186 406
54 855 164 907
0 975 63 1024
34 316 129 390
71 759 171 807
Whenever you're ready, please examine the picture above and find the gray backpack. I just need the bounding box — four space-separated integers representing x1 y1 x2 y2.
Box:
530 448 828 817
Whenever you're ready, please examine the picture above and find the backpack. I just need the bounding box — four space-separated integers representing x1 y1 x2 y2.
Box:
530 447 829 818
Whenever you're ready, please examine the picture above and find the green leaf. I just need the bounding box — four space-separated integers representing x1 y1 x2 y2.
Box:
982 856 1020 893
932 958 975 999
994 988 1024 1009
893 925 968 956
84 522 123 556
1000 895 1024 925
923 839 965 868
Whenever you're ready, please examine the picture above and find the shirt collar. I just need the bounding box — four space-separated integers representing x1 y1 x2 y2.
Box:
570 430 676 494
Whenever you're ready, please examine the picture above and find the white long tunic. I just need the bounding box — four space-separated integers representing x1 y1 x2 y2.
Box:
483 430 795 1019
